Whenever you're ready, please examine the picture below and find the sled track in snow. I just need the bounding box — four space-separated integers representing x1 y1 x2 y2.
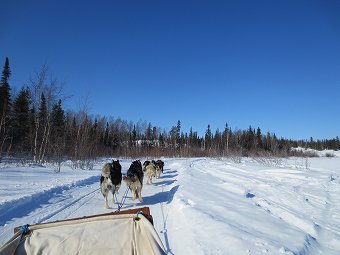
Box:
36 187 100 224
0 175 99 226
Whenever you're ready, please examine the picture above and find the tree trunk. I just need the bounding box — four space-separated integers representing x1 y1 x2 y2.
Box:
40 121 50 163
33 116 40 162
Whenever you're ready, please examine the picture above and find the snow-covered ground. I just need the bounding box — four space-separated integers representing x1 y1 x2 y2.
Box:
1 153 340 254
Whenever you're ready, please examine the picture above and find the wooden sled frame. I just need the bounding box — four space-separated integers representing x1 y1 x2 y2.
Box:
14 207 153 234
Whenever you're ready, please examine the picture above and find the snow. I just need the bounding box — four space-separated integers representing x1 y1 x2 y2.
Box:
1 155 340 254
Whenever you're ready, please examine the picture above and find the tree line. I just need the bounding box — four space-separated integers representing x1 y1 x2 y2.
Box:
1 58 339 166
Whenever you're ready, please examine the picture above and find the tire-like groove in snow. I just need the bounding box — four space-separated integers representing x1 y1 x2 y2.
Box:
0 175 99 226
36 187 100 224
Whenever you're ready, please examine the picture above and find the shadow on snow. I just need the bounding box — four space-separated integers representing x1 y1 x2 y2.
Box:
163 169 177 174
160 174 178 179
153 179 177 186
142 185 180 205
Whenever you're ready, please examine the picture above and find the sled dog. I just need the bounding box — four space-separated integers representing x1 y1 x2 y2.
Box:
155 164 162 178
154 160 165 173
123 160 143 202
100 159 122 208
145 164 156 184
142 160 151 172
152 160 163 177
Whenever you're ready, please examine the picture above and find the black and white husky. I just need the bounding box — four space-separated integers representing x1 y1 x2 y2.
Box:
100 159 122 208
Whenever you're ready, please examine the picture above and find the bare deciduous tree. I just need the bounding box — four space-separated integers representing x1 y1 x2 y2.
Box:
29 65 64 163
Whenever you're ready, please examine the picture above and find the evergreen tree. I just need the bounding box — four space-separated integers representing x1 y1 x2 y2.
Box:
152 126 157 142
38 93 47 124
132 125 137 147
180 131 185 148
90 118 98 141
264 132 271 151
67 116 78 154
189 127 193 147
192 130 199 148
50 99 65 167
248 126 255 150
12 87 31 152
146 122 152 141
205 124 212 150
242 126 255 151
256 127 263 149
214 128 222 152
29 106 36 154
0 57 11 119
169 125 177 149
104 122 110 147
222 123 230 153
159 133 165 147
51 100 65 139
0 58 13 159
176 120 181 149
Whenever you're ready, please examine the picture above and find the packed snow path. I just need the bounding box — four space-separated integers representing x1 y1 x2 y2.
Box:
1 157 340 254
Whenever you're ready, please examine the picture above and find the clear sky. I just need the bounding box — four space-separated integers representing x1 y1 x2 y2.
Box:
1 0 339 140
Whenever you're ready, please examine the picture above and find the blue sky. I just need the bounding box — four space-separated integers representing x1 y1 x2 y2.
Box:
1 0 339 140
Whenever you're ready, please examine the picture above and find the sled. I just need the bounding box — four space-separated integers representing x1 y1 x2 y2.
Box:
0 207 166 255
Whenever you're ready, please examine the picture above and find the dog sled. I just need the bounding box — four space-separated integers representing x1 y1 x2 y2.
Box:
0 207 167 255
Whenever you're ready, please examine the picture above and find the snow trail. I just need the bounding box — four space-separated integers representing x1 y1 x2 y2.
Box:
0 175 99 226
1 157 340 254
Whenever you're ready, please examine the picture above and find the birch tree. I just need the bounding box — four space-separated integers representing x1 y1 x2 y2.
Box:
29 66 63 163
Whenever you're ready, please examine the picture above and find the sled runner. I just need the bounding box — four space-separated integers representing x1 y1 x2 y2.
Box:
0 207 166 255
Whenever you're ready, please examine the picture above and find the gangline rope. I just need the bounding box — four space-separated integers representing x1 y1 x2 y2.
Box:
115 185 130 212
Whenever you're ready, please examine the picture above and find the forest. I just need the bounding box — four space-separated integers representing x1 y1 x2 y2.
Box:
1 57 339 168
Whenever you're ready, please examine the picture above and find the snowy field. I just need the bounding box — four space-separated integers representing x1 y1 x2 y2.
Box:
1 153 340 254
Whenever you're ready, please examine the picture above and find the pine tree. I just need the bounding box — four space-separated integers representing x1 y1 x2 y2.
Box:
205 124 212 150
152 126 157 142
51 100 65 139
12 87 31 152
159 133 165 147
176 120 181 149
66 116 77 155
132 125 137 147
0 57 11 120
38 93 47 124
146 122 152 142
169 125 177 149
214 128 222 152
90 118 98 141
256 127 263 149
244 125 255 151
104 122 110 147
222 123 230 154
50 99 65 171
0 58 13 159
152 126 159 148
189 127 193 147
29 106 36 154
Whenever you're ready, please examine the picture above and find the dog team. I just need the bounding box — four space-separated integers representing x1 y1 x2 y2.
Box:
100 159 165 208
